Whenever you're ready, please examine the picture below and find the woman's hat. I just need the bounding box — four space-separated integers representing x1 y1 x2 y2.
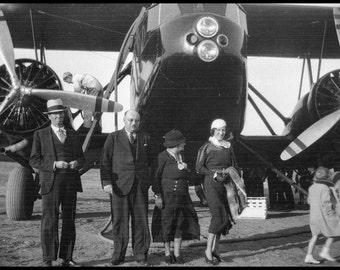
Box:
211 119 227 129
163 129 186 148
44 98 67 114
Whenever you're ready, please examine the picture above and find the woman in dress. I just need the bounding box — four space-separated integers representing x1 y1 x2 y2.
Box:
151 129 200 265
195 119 238 265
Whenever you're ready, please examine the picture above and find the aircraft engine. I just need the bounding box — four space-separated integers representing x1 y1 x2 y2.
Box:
307 69 340 136
0 58 63 136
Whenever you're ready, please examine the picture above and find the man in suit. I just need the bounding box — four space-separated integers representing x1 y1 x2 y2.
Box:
100 110 153 266
29 98 85 267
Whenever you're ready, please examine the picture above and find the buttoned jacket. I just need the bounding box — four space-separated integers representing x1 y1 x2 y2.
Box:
100 129 152 195
29 126 85 195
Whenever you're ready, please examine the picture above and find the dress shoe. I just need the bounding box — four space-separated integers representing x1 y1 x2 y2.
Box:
319 250 336 262
304 255 320 264
110 258 124 266
212 251 222 262
61 259 82 267
164 254 175 265
41 260 52 267
204 251 216 265
174 255 185 264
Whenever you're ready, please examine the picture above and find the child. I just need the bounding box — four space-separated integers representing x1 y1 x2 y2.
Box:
304 166 340 264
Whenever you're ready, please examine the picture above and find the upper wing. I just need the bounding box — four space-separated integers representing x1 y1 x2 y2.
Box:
242 4 340 58
0 3 148 52
2 3 340 58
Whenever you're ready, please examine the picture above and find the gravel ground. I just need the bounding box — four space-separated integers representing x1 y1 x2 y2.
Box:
0 162 339 267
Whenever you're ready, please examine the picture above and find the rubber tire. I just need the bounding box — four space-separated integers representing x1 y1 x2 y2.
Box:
6 167 36 220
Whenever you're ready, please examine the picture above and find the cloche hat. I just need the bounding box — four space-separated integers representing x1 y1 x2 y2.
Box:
163 129 186 148
211 119 227 129
44 98 67 114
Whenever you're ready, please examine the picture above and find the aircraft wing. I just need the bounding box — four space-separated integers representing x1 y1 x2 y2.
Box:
0 3 147 52
1 3 339 58
242 3 340 58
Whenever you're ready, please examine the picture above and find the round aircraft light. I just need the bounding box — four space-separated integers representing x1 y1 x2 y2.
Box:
196 17 219 38
197 40 219 62
217 34 228 47
187 33 199 45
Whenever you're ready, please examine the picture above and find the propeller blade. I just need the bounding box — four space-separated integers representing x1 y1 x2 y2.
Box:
0 9 20 89
31 90 123 113
280 108 340 160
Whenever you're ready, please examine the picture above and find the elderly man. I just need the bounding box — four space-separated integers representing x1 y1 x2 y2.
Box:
63 72 104 131
100 110 153 266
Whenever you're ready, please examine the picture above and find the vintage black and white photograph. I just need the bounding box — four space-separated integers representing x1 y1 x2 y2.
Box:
0 3 340 267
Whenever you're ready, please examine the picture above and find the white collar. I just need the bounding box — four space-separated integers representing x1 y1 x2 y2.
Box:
166 149 183 163
51 125 66 133
209 136 231 148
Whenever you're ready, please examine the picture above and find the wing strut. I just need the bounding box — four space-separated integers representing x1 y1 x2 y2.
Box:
81 7 147 153
237 139 308 196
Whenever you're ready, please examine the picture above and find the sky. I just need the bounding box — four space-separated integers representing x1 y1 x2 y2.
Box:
9 48 339 136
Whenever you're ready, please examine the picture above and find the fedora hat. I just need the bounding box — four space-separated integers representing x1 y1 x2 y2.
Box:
163 129 186 148
44 98 67 114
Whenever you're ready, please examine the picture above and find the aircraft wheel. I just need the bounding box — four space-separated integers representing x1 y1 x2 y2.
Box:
0 58 63 136
6 166 38 220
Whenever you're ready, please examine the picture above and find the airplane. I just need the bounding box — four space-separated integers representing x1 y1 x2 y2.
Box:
1 3 340 222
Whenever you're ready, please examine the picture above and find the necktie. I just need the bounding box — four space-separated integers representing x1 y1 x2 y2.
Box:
129 132 136 144
57 128 66 144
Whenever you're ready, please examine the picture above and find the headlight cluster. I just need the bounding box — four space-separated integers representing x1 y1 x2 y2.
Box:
194 16 224 62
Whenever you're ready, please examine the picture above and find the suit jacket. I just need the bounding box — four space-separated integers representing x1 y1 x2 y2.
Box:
100 129 152 196
29 126 85 195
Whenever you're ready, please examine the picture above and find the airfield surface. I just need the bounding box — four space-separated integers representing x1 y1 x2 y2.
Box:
0 162 339 267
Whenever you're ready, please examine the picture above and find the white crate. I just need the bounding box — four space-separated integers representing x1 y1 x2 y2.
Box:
238 197 267 219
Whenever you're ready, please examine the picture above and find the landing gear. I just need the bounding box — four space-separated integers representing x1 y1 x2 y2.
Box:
6 166 39 220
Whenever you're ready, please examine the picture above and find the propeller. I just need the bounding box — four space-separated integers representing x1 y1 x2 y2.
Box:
280 108 340 160
0 9 123 114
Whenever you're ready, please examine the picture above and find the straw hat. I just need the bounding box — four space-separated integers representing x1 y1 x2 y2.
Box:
44 99 67 114
163 129 186 148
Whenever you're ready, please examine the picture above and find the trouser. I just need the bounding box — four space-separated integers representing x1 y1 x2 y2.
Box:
41 174 77 261
111 179 150 261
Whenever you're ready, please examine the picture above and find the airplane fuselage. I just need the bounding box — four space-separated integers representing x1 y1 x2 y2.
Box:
130 4 248 163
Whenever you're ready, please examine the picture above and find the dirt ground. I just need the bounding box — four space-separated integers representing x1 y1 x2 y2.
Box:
0 161 339 267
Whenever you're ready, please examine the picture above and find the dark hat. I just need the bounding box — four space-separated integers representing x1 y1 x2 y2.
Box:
163 129 186 148
44 98 67 114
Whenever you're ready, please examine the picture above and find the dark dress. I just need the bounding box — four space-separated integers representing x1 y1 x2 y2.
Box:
195 141 237 235
151 150 200 242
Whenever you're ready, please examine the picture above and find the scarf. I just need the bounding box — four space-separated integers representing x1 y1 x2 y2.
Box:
209 136 231 148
